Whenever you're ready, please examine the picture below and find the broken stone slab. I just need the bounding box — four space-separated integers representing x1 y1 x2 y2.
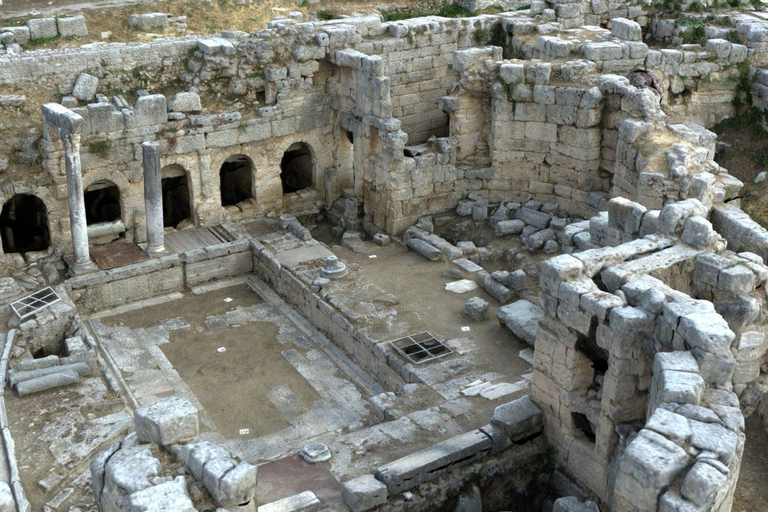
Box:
299 442 331 463
125 476 195 511
375 429 492 494
406 238 442 261
104 444 162 501
445 280 479 294
497 300 543 345
72 73 99 102
9 361 91 388
167 92 202 113
490 395 543 442
134 396 199 446
465 297 489 322
0 27 30 45
15 369 80 396
453 258 483 273
680 460 726 508
341 474 388 512
259 490 320 512
0 95 26 108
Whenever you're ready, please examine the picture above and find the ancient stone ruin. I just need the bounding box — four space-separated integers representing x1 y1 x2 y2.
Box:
0 0 768 510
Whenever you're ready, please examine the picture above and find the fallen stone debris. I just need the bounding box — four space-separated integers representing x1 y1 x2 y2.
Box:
0 0 767 510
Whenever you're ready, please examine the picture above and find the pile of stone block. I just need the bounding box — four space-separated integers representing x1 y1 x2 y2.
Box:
473 269 528 304
613 351 744 511
403 226 463 261
92 396 260 511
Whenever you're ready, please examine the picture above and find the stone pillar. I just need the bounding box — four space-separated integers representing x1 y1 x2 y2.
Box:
42 103 97 274
142 141 165 254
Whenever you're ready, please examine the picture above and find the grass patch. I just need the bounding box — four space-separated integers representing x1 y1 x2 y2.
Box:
87 140 112 158
381 4 473 22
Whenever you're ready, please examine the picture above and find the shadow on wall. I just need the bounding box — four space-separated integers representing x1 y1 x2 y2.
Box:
0 194 50 253
161 165 191 228
220 154 254 206
281 142 313 193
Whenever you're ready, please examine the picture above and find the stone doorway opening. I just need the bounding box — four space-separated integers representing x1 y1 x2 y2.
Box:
220 154 254 206
161 165 191 228
84 180 121 225
280 143 313 194
0 194 50 253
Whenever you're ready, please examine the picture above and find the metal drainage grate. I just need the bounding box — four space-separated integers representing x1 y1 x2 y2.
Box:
10 287 61 321
389 332 452 365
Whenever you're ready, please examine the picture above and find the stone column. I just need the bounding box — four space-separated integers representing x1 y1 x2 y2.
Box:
142 141 165 254
42 103 97 274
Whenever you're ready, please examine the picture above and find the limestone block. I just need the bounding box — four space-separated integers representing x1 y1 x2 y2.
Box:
582 41 623 61
497 300 543 345
105 445 162 498
482 275 513 304
375 430 492 494
27 18 58 40
645 407 692 446
167 92 202 113
681 217 714 248
182 441 230 480
134 396 199 446
612 430 690 511
125 476 196 511
341 474 388 512
135 94 168 127
516 207 551 229
465 297 489 322
57 15 88 38
128 13 169 31
490 395 543 443
496 220 525 236
612 18 642 41
72 73 99 102
1 26 30 45
215 461 258 507
15 368 80 396
689 420 738 465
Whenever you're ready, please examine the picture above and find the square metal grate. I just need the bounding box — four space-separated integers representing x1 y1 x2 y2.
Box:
10 287 61 321
389 331 452 364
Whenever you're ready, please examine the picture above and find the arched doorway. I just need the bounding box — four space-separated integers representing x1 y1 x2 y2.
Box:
0 194 50 253
280 143 313 193
84 180 121 225
219 155 253 206
161 165 191 228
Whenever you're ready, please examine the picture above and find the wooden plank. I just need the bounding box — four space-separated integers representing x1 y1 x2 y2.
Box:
91 241 149 270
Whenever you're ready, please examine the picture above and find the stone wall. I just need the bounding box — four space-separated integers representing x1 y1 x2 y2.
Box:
66 238 252 312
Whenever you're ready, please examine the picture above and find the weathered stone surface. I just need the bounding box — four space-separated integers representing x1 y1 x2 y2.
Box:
341 474 388 512
465 297 489 321
167 92 202 113
125 476 196 511
406 238 442 261
497 300 543 345
375 430 492 494
27 17 57 40
490 395 543 442
57 15 88 38
259 490 320 512
299 442 331 463
72 73 99 102
135 396 199 446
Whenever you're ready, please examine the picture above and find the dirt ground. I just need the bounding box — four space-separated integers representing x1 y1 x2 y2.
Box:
313 224 533 383
712 110 768 228
732 414 768 511
102 284 322 438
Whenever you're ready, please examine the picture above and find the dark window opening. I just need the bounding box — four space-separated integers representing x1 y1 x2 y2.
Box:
255 87 266 105
572 412 596 443
161 166 191 228
344 129 354 144
220 155 253 206
84 181 121 225
576 332 609 400
0 194 50 253
281 143 313 193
